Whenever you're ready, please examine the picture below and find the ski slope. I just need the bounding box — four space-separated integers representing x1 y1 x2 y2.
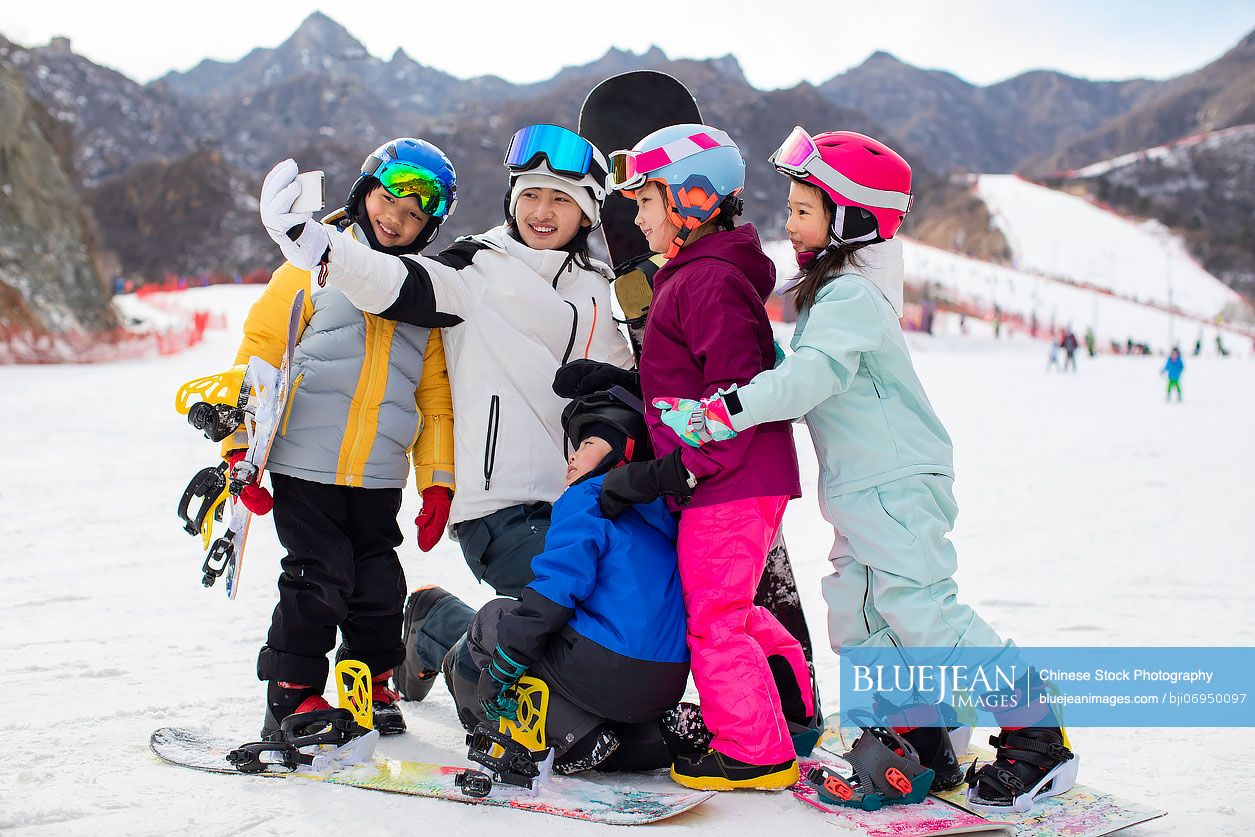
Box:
975 174 1242 320
3 285 1254 835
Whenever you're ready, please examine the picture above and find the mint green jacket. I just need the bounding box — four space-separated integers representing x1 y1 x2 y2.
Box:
733 268 953 498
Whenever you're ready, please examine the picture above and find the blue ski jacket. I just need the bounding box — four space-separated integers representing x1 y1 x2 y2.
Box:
494 473 690 722
1163 356 1184 381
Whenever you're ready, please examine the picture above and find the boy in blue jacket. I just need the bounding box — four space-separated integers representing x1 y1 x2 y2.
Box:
442 388 692 774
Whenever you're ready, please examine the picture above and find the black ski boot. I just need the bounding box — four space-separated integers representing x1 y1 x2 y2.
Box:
370 674 407 736
261 681 331 740
966 726 1077 813
395 585 472 701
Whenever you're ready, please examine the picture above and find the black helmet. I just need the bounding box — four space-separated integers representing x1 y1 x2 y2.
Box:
561 386 652 477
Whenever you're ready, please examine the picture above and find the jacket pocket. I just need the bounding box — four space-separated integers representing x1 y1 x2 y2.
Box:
483 394 500 490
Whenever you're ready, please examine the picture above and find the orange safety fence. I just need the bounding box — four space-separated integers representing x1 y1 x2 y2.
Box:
1 297 227 364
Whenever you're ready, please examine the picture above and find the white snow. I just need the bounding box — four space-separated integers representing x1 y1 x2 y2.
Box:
974 174 1243 321
1070 125 1255 179
3 284 1253 835
765 239 1253 358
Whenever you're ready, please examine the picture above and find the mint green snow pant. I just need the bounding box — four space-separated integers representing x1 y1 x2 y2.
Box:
821 474 1053 727
820 474 1006 652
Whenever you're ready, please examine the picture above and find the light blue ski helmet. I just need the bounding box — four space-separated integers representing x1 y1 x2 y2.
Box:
609 123 744 256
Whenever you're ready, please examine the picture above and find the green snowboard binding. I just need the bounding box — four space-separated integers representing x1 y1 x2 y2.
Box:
807 712 934 811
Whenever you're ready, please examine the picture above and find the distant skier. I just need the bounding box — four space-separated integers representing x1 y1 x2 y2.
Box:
1061 329 1079 372
1216 334 1230 357
1193 332 1203 357
1084 327 1096 357
1047 337 1061 372
1162 348 1184 402
244 139 460 738
654 127 1077 813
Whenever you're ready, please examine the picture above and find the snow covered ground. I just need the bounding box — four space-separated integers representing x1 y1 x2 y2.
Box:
3 284 1253 835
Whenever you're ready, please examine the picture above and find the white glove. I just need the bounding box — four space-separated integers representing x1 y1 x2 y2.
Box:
260 159 329 271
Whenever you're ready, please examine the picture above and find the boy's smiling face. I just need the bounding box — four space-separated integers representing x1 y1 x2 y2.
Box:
364 184 430 248
566 436 612 485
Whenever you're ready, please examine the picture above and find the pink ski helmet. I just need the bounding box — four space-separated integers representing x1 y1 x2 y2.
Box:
770 127 913 242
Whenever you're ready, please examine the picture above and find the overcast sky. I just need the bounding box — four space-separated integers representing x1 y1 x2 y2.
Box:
2 0 1252 89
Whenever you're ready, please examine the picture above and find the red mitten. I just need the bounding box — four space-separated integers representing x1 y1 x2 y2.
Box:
225 449 273 515
240 484 274 515
415 487 453 552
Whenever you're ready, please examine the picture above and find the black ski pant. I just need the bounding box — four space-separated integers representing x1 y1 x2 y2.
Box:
442 598 671 770
257 473 407 689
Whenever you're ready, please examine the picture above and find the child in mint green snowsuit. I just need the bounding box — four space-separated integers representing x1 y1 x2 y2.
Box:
664 240 1005 655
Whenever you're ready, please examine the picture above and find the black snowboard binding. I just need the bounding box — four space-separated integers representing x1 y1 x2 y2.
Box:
806 711 934 811
465 723 550 790
965 727 1078 813
229 708 371 774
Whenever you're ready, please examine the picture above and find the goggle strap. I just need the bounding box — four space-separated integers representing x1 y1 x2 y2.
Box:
788 154 912 214
630 131 732 180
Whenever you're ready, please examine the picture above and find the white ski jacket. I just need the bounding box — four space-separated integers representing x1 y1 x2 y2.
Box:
321 224 634 525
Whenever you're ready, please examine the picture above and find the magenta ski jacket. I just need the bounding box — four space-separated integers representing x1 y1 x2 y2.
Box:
639 224 801 509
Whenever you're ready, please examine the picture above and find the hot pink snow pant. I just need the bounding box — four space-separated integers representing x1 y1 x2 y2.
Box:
677 495 812 765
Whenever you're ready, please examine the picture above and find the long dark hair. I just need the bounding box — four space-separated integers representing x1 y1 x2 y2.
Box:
787 188 869 313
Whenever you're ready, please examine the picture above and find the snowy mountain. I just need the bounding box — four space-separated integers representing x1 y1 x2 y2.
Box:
1051 125 1255 301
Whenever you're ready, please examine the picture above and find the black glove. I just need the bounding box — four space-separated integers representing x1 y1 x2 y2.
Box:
553 360 640 398
598 449 695 519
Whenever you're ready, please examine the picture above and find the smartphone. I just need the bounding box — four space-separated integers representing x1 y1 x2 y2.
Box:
290 170 326 213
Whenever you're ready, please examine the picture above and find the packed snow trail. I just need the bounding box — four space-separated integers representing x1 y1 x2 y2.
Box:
2 285 1252 834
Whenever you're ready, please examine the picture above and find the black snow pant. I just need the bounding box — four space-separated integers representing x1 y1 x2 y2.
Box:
442 599 672 770
256 473 407 690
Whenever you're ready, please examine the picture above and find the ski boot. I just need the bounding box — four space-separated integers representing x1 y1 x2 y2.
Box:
370 672 407 736
805 713 934 810
261 681 332 740
965 726 1077 813
395 585 473 701
670 748 800 791
873 696 965 791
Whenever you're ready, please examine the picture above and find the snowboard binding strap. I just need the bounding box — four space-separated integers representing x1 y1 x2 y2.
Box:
177 462 229 546
807 710 934 811
965 731 1078 814
466 724 543 789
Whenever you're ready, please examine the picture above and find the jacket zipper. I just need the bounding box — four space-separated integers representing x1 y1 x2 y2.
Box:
483 394 500 490
561 301 578 364
582 297 597 359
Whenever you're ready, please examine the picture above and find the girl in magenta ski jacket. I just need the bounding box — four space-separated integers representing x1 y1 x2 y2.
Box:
589 124 811 790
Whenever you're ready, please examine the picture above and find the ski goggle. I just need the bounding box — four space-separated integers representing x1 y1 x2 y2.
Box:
504 124 608 183
365 159 456 218
609 128 736 193
770 126 913 214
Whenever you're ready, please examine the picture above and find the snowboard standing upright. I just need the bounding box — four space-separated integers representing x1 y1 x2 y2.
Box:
578 72 815 662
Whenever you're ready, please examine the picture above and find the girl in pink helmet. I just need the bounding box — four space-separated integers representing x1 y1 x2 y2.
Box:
653 128 1077 814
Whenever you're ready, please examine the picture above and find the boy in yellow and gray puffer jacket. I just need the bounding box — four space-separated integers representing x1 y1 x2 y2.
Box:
228 139 460 739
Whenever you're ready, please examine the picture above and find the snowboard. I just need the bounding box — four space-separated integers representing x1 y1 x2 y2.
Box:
818 713 1167 837
150 727 714 825
579 71 816 667
795 756 1011 836
210 289 304 599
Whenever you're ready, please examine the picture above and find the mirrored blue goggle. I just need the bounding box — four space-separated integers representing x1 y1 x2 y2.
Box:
504 124 606 183
366 159 456 219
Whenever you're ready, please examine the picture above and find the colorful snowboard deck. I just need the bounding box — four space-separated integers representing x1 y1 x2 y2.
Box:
815 713 1166 837
150 726 714 825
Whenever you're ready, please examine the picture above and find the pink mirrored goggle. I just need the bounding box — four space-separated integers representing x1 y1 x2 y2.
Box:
609 129 735 193
770 126 913 214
